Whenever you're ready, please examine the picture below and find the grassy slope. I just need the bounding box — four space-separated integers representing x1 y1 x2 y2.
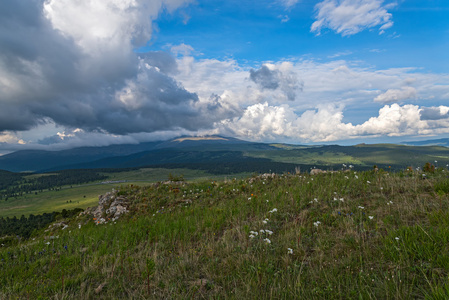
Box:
2 169 449 298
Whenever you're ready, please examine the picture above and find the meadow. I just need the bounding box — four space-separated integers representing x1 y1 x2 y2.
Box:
1 167 449 299
0 167 245 218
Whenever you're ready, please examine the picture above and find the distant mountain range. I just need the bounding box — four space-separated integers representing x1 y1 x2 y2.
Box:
0 136 279 172
401 138 449 147
1 136 448 173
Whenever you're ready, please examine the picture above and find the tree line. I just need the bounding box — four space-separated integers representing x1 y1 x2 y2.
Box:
0 169 107 200
0 208 83 240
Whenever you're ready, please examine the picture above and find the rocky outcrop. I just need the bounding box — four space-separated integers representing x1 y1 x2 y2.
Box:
83 190 130 224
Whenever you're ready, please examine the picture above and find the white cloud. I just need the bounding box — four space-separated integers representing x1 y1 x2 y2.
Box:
280 0 300 9
374 87 417 103
311 0 394 36
279 15 290 23
218 103 449 142
0 132 25 145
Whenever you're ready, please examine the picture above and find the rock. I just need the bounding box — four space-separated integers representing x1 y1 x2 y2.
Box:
310 169 326 175
85 190 130 223
95 282 106 294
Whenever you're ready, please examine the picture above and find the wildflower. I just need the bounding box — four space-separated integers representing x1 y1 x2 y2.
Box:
355 175 359 179
333 197 337 201
259 229 265 234
269 208 278 213
358 206 364 209
249 234 256 239
262 218 269 224
368 216 374 220
367 181 371 184
313 221 321 227
265 229 273 235
395 237 400 241
45 242 50 245
387 201 393 205
264 238 271 244
339 198 344 202
248 197 251 200
287 248 293 255
249 231 258 236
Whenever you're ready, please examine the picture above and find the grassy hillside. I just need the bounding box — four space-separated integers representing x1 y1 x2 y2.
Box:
2 168 449 298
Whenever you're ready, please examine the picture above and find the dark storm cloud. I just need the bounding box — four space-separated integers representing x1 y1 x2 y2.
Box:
249 65 303 101
420 107 449 121
250 65 280 90
0 0 220 137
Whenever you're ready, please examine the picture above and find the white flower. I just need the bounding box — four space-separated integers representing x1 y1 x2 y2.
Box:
78 224 81 229
264 238 271 244
249 234 256 238
313 221 321 227
265 229 273 235
313 198 318 202
45 242 50 245
259 229 265 233
355 175 359 179
339 198 344 202
262 218 269 224
248 197 251 200
395 237 400 241
269 208 278 213
367 181 371 184
287 248 293 254
368 216 374 220
333 197 338 201
358 206 364 209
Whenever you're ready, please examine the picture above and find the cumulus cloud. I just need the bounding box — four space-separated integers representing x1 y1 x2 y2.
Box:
311 0 394 36
249 63 303 101
218 103 449 142
374 86 417 104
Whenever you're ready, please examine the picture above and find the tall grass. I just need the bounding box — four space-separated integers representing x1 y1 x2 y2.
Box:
1 169 449 299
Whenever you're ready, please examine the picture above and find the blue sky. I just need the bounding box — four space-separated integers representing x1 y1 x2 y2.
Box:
0 0 449 153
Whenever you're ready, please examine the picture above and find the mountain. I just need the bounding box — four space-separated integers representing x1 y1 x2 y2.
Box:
401 138 449 147
2 136 449 173
0 136 281 172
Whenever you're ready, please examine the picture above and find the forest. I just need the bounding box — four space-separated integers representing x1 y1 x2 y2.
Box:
0 169 107 201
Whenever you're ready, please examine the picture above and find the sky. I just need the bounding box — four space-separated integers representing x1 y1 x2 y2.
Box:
1 0 449 154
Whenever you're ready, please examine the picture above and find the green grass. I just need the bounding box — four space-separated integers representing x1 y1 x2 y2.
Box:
0 184 115 218
1 169 449 298
246 150 364 166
